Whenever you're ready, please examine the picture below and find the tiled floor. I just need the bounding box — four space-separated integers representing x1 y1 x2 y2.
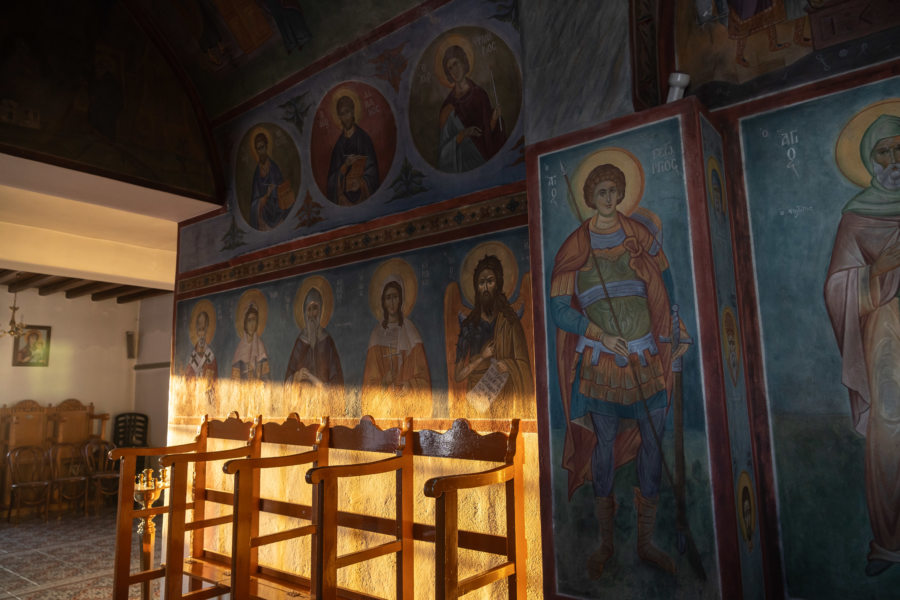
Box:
0 505 161 599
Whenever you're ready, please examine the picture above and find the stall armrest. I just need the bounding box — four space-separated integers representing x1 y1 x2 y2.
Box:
306 455 406 484
160 444 252 467
224 449 319 474
423 464 515 498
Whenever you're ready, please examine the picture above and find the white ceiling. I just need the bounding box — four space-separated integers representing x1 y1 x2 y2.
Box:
0 153 220 289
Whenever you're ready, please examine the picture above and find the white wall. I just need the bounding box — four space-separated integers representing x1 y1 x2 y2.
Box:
0 287 139 434
134 293 174 447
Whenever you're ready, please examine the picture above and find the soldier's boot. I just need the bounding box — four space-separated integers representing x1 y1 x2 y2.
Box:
634 487 676 574
588 495 616 579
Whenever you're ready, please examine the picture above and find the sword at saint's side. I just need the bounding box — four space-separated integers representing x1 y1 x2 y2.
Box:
560 162 707 580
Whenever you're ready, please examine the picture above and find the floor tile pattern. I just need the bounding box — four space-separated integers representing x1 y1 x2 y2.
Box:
0 507 162 599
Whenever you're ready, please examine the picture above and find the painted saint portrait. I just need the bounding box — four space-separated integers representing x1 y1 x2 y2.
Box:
361 258 432 418
235 123 302 231
721 305 741 386
310 82 396 206
707 156 728 221
549 147 690 577
284 275 345 418
231 289 271 380
444 241 534 419
824 99 900 577
409 27 522 173
186 299 218 405
12 326 50 367
737 470 755 550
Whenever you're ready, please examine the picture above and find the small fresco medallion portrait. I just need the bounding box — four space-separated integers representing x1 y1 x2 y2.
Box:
310 81 397 206
409 26 522 174
235 123 302 231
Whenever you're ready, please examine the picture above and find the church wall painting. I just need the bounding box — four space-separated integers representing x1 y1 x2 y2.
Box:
173 225 533 424
739 74 900 597
529 102 745 599
700 113 766 600
179 0 525 275
674 0 900 109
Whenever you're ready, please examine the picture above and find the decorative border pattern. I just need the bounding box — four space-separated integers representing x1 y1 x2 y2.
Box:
176 189 527 298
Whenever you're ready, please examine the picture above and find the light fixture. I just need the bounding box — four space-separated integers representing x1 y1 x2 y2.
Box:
1 292 27 338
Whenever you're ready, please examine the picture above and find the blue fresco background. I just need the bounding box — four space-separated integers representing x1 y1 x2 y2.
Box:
178 0 526 274
174 226 529 419
741 75 900 598
536 116 720 598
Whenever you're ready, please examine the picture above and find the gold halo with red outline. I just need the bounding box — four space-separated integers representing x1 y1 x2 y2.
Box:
189 299 216 347
433 33 476 89
570 147 645 221
249 126 273 163
368 258 418 319
293 275 334 330
835 99 900 188
707 156 727 215
460 241 518 306
329 86 363 128
234 289 268 337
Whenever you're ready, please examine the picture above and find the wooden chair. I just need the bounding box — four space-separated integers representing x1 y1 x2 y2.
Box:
305 415 414 600
50 398 108 444
108 412 259 600
418 418 526 600
6 445 52 523
1 400 50 507
49 442 89 517
82 438 120 514
161 414 264 600
221 414 329 599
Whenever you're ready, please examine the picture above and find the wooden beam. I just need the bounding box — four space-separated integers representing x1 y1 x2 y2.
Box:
91 286 141 302
0 269 17 284
116 289 170 304
66 281 119 299
8 273 53 293
38 277 83 296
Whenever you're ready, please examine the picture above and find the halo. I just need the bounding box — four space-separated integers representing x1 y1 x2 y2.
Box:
293 275 334 330
569 147 645 221
737 470 755 546
706 156 727 215
329 86 363 128
433 33 476 89
459 241 518 306
368 258 418 319
249 126 273 162
234 289 268 337
189 299 216 347
835 99 900 188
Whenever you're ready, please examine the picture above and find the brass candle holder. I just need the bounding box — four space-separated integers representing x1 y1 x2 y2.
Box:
133 467 169 600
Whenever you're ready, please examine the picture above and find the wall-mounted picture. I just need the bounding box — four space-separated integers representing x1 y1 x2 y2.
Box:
12 326 51 367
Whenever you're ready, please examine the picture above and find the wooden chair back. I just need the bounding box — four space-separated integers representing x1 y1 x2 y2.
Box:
305 416 414 600
222 414 328 599
6 444 52 523
83 438 120 514
108 412 258 600
50 398 109 444
48 442 89 516
161 413 263 600
416 418 526 600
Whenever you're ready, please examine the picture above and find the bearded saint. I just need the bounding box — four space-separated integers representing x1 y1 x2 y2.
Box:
284 288 344 417
824 114 900 577
453 255 532 418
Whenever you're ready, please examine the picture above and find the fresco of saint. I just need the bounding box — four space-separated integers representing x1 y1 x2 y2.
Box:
437 42 507 173
186 299 218 405
249 129 293 230
231 289 271 380
361 258 432 417
327 95 380 205
550 150 689 577
444 241 534 419
825 103 900 577
284 276 345 418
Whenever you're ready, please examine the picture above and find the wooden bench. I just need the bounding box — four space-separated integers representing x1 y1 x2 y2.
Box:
109 412 259 600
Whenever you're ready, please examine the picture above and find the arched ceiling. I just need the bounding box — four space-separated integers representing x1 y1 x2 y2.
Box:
0 0 425 299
